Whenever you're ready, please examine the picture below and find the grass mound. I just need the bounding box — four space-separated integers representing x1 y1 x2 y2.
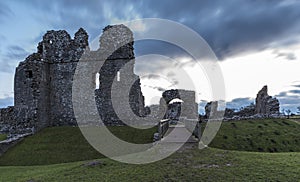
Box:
0 126 156 166
1 118 299 167
0 147 299 181
208 119 300 152
0 134 6 141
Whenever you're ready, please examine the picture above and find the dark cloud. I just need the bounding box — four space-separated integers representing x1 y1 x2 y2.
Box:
293 84 300 88
135 40 191 58
141 74 178 92
275 91 288 97
198 93 300 114
274 89 300 112
145 86 166 92
0 2 13 22
198 98 255 114
277 94 300 112
135 56 173 74
13 0 300 60
0 97 13 108
226 97 254 109
0 45 29 73
19 0 137 40
273 50 297 60
276 89 300 97
162 0 300 60
289 90 300 94
141 74 162 80
5 45 29 60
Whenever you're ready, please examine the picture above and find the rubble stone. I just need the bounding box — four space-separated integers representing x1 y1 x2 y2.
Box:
0 24 147 134
255 85 280 116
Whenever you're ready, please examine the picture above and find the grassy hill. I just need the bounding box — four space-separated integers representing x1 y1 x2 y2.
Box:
0 146 299 181
0 126 156 166
209 118 300 152
0 119 299 181
0 134 6 141
1 119 299 166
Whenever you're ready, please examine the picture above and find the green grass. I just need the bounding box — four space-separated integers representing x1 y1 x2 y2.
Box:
0 126 156 166
0 134 6 141
208 119 300 152
0 119 299 181
0 146 299 181
1 119 299 166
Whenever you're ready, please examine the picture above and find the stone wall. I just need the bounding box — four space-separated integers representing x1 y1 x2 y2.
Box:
14 55 50 132
161 89 198 120
0 107 15 133
255 85 280 116
13 28 88 132
205 85 280 121
7 24 147 132
204 101 218 119
95 25 146 125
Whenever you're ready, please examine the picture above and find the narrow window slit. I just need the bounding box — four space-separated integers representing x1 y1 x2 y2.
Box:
117 71 120 82
95 72 100 89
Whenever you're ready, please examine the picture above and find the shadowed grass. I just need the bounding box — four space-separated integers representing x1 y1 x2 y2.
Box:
0 134 6 141
0 126 156 166
0 146 299 181
0 119 299 181
208 119 300 152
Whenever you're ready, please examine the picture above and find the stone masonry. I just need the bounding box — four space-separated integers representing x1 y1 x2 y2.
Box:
0 24 147 134
205 85 280 120
161 89 198 120
255 85 280 116
13 28 89 133
94 25 146 125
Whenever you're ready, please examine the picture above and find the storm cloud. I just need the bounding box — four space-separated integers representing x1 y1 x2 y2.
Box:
226 97 255 110
10 0 300 60
0 1 300 110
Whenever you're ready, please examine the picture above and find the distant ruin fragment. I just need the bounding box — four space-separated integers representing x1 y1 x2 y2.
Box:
205 85 280 120
255 85 280 116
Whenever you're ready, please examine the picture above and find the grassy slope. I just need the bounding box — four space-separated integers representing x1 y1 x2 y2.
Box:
209 119 300 152
1 119 299 166
0 147 299 181
0 126 156 166
0 134 6 141
0 119 299 181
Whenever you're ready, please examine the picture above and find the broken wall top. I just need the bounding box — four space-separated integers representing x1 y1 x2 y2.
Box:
18 28 89 66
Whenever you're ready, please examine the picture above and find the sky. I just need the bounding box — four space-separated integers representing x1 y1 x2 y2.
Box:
0 0 300 113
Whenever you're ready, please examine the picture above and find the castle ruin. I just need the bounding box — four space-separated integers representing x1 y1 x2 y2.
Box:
0 25 147 134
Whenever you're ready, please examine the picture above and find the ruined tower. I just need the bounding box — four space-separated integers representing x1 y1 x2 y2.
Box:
14 28 88 131
12 25 146 133
95 25 146 125
255 85 280 116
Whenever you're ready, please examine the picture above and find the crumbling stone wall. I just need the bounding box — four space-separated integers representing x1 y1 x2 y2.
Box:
205 85 280 120
95 25 146 125
14 28 88 132
161 89 198 120
204 101 218 119
0 107 15 133
10 24 147 132
255 85 280 116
